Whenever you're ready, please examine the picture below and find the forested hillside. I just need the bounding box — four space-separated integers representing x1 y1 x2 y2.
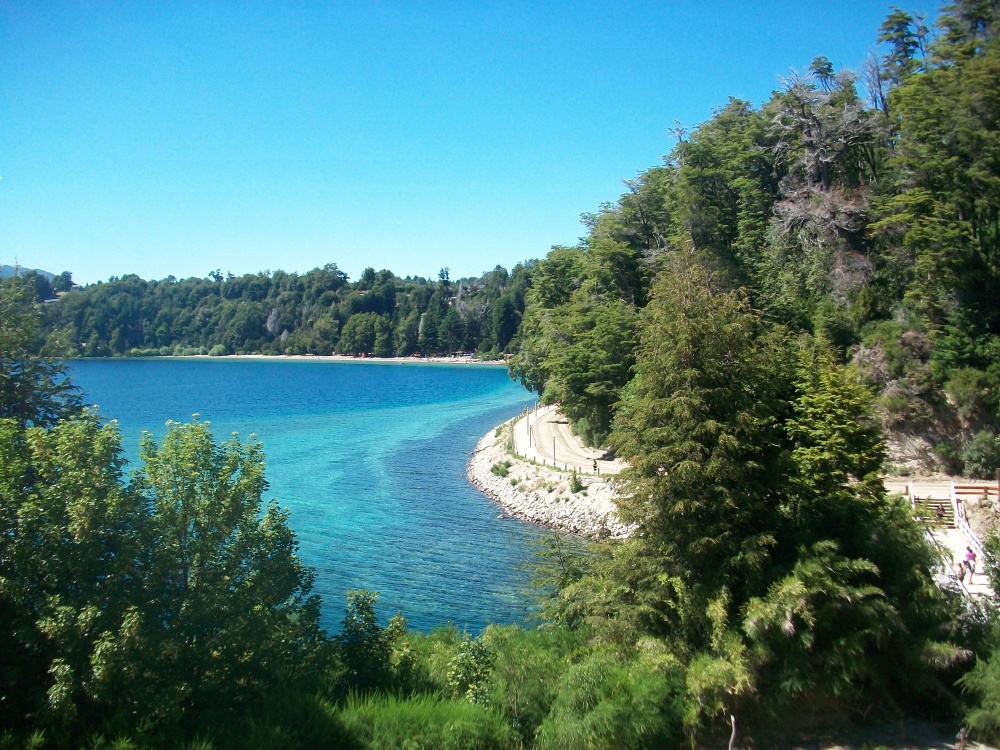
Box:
513 1 1000 478
28 264 529 359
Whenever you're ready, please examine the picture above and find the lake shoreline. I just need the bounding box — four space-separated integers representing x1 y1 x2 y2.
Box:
69 357 539 632
68 353 509 366
466 417 631 540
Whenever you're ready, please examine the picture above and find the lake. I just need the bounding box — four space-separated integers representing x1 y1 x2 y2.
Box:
67 357 542 633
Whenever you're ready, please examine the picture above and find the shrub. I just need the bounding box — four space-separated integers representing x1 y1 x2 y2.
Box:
335 590 393 696
946 368 999 426
446 637 495 704
480 625 571 743
963 430 1000 480
491 461 511 478
534 650 684 750
208 344 228 356
243 693 360 750
337 694 517 750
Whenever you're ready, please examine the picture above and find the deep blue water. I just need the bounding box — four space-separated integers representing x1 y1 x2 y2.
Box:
67 358 540 633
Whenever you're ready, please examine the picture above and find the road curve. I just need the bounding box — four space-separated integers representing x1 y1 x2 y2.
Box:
513 405 626 475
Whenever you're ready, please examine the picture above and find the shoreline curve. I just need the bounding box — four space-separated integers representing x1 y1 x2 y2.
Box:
466 416 632 540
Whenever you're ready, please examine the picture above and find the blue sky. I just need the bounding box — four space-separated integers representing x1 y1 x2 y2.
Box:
1 1 930 285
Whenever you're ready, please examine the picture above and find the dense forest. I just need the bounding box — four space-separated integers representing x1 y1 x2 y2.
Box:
22 264 530 359
5 1 1000 747
512 1 1000 480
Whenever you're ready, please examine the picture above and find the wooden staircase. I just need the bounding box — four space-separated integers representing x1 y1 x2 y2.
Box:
893 480 997 598
912 497 956 528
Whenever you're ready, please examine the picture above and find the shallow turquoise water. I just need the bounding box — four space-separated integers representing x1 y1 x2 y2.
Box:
68 358 541 633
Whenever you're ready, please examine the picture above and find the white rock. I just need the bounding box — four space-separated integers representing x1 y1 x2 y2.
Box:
466 418 633 539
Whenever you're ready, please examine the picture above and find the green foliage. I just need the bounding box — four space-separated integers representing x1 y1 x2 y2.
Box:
527 534 591 628
446 635 496 704
0 414 328 744
240 692 360 750
743 541 897 700
962 525 1000 741
337 312 378 355
946 367 1000 427
534 650 685 750
337 693 517 750
0 413 143 739
678 590 754 734
0 277 82 427
962 652 1000 743
336 590 394 695
511 240 643 445
962 430 1000 479
123 421 325 732
480 625 571 742
35 263 532 360
546 255 960 732
610 258 792 622
785 339 886 541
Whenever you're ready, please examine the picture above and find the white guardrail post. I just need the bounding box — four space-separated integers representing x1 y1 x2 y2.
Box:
953 482 985 561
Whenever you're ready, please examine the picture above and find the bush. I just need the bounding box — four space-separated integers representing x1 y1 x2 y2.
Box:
242 693 361 750
173 345 208 356
934 439 963 474
128 347 163 357
335 590 393 696
859 320 911 380
946 368 999 426
403 625 465 694
337 694 517 750
491 461 511 478
960 646 1000 742
963 430 1000 480
534 650 684 750
208 344 228 356
446 636 495 704
480 625 571 743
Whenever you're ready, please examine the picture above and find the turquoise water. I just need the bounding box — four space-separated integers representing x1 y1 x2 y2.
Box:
67 358 541 633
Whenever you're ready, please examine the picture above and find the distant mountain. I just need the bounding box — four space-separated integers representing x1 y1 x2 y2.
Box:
0 264 54 280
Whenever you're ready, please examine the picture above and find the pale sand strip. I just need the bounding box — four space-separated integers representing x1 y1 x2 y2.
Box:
220 354 507 365
467 416 632 539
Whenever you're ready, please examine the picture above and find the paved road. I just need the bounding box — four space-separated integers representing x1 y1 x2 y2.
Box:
512 405 625 475
511 408 995 597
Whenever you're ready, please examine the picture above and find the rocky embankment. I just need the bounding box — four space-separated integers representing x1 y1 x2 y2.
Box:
467 419 632 539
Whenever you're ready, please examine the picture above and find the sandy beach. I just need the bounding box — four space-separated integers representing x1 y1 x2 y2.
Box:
221 353 509 365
